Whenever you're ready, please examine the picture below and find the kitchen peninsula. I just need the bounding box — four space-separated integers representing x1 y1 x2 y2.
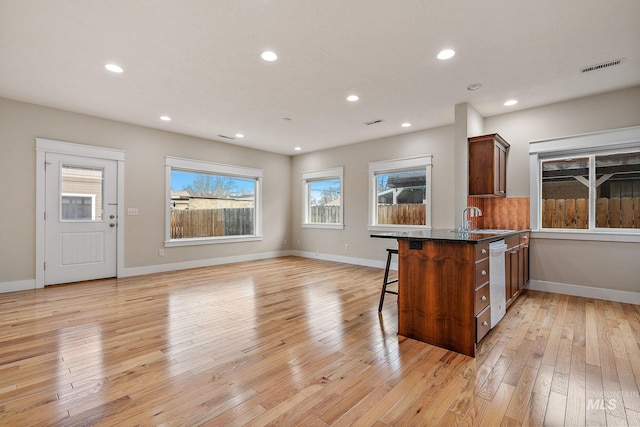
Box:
371 229 529 357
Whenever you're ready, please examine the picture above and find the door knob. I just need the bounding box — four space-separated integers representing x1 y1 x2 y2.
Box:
109 223 116 227
110 215 115 219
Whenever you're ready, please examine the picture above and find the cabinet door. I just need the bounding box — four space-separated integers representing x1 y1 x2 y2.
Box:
468 134 509 197
469 139 495 196
522 244 529 285
506 249 519 301
497 144 507 196
505 251 512 303
517 246 525 293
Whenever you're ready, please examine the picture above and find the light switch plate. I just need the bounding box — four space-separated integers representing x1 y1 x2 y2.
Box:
127 208 139 216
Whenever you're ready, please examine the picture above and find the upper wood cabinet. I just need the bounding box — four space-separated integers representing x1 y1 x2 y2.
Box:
468 133 510 197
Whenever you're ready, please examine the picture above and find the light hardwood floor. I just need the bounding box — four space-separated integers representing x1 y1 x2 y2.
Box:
1 256 639 426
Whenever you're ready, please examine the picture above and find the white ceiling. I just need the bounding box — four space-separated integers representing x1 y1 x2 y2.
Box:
1 0 639 155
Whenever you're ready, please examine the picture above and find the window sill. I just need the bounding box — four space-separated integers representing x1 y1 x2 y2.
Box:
302 223 345 230
532 230 640 243
165 235 263 247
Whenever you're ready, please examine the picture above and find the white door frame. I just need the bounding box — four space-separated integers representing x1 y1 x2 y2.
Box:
36 138 125 288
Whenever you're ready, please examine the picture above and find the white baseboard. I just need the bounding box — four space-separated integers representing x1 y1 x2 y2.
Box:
291 250 397 271
120 250 295 278
0 279 36 293
528 280 640 305
0 252 297 294
291 256 637 305
9 257 634 306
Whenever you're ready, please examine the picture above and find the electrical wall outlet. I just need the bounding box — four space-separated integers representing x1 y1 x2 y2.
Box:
158 249 164 257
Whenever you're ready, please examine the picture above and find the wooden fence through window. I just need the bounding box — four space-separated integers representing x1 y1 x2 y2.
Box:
308 204 425 225
310 206 340 224
171 208 254 238
541 197 640 228
377 204 425 225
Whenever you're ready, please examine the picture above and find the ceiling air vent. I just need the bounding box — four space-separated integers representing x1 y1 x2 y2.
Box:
217 134 235 140
581 58 623 73
364 119 384 126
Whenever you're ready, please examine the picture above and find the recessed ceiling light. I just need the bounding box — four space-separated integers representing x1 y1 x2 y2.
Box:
437 49 455 60
294 146 302 151
504 99 518 106
235 133 244 138
105 63 123 73
346 95 359 102
160 115 171 121
467 83 482 91
261 51 278 62
401 122 412 128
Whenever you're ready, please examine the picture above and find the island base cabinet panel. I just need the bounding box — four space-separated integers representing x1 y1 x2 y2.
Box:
476 306 492 342
397 240 477 357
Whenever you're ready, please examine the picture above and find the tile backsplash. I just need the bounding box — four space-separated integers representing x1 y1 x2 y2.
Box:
467 196 530 230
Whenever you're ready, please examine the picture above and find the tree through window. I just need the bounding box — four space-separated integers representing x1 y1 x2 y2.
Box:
166 157 262 245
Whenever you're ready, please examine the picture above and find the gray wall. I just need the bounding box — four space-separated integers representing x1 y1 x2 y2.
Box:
0 97 291 286
1 85 639 296
290 124 455 262
485 86 640 294
291 86 640 294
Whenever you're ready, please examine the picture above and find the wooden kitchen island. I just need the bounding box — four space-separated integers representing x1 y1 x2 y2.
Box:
371 229 529 357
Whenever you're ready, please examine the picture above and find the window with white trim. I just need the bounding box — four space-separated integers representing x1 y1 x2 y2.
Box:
368 155 432 230
302 167 343 229
530 126 640 234
165 157 262 246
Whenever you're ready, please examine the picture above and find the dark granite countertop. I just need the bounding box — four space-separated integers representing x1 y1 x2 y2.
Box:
370 228 526 244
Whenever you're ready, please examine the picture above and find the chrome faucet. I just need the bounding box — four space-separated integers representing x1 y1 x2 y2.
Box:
460 206 482 232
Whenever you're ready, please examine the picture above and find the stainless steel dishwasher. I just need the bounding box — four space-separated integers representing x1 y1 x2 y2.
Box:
489 240 507 327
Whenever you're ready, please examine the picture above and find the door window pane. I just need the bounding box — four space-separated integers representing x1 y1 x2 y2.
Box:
61 195 95 220
60 165 104 221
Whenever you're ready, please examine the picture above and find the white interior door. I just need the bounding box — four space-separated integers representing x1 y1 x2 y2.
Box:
45 153 117 285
